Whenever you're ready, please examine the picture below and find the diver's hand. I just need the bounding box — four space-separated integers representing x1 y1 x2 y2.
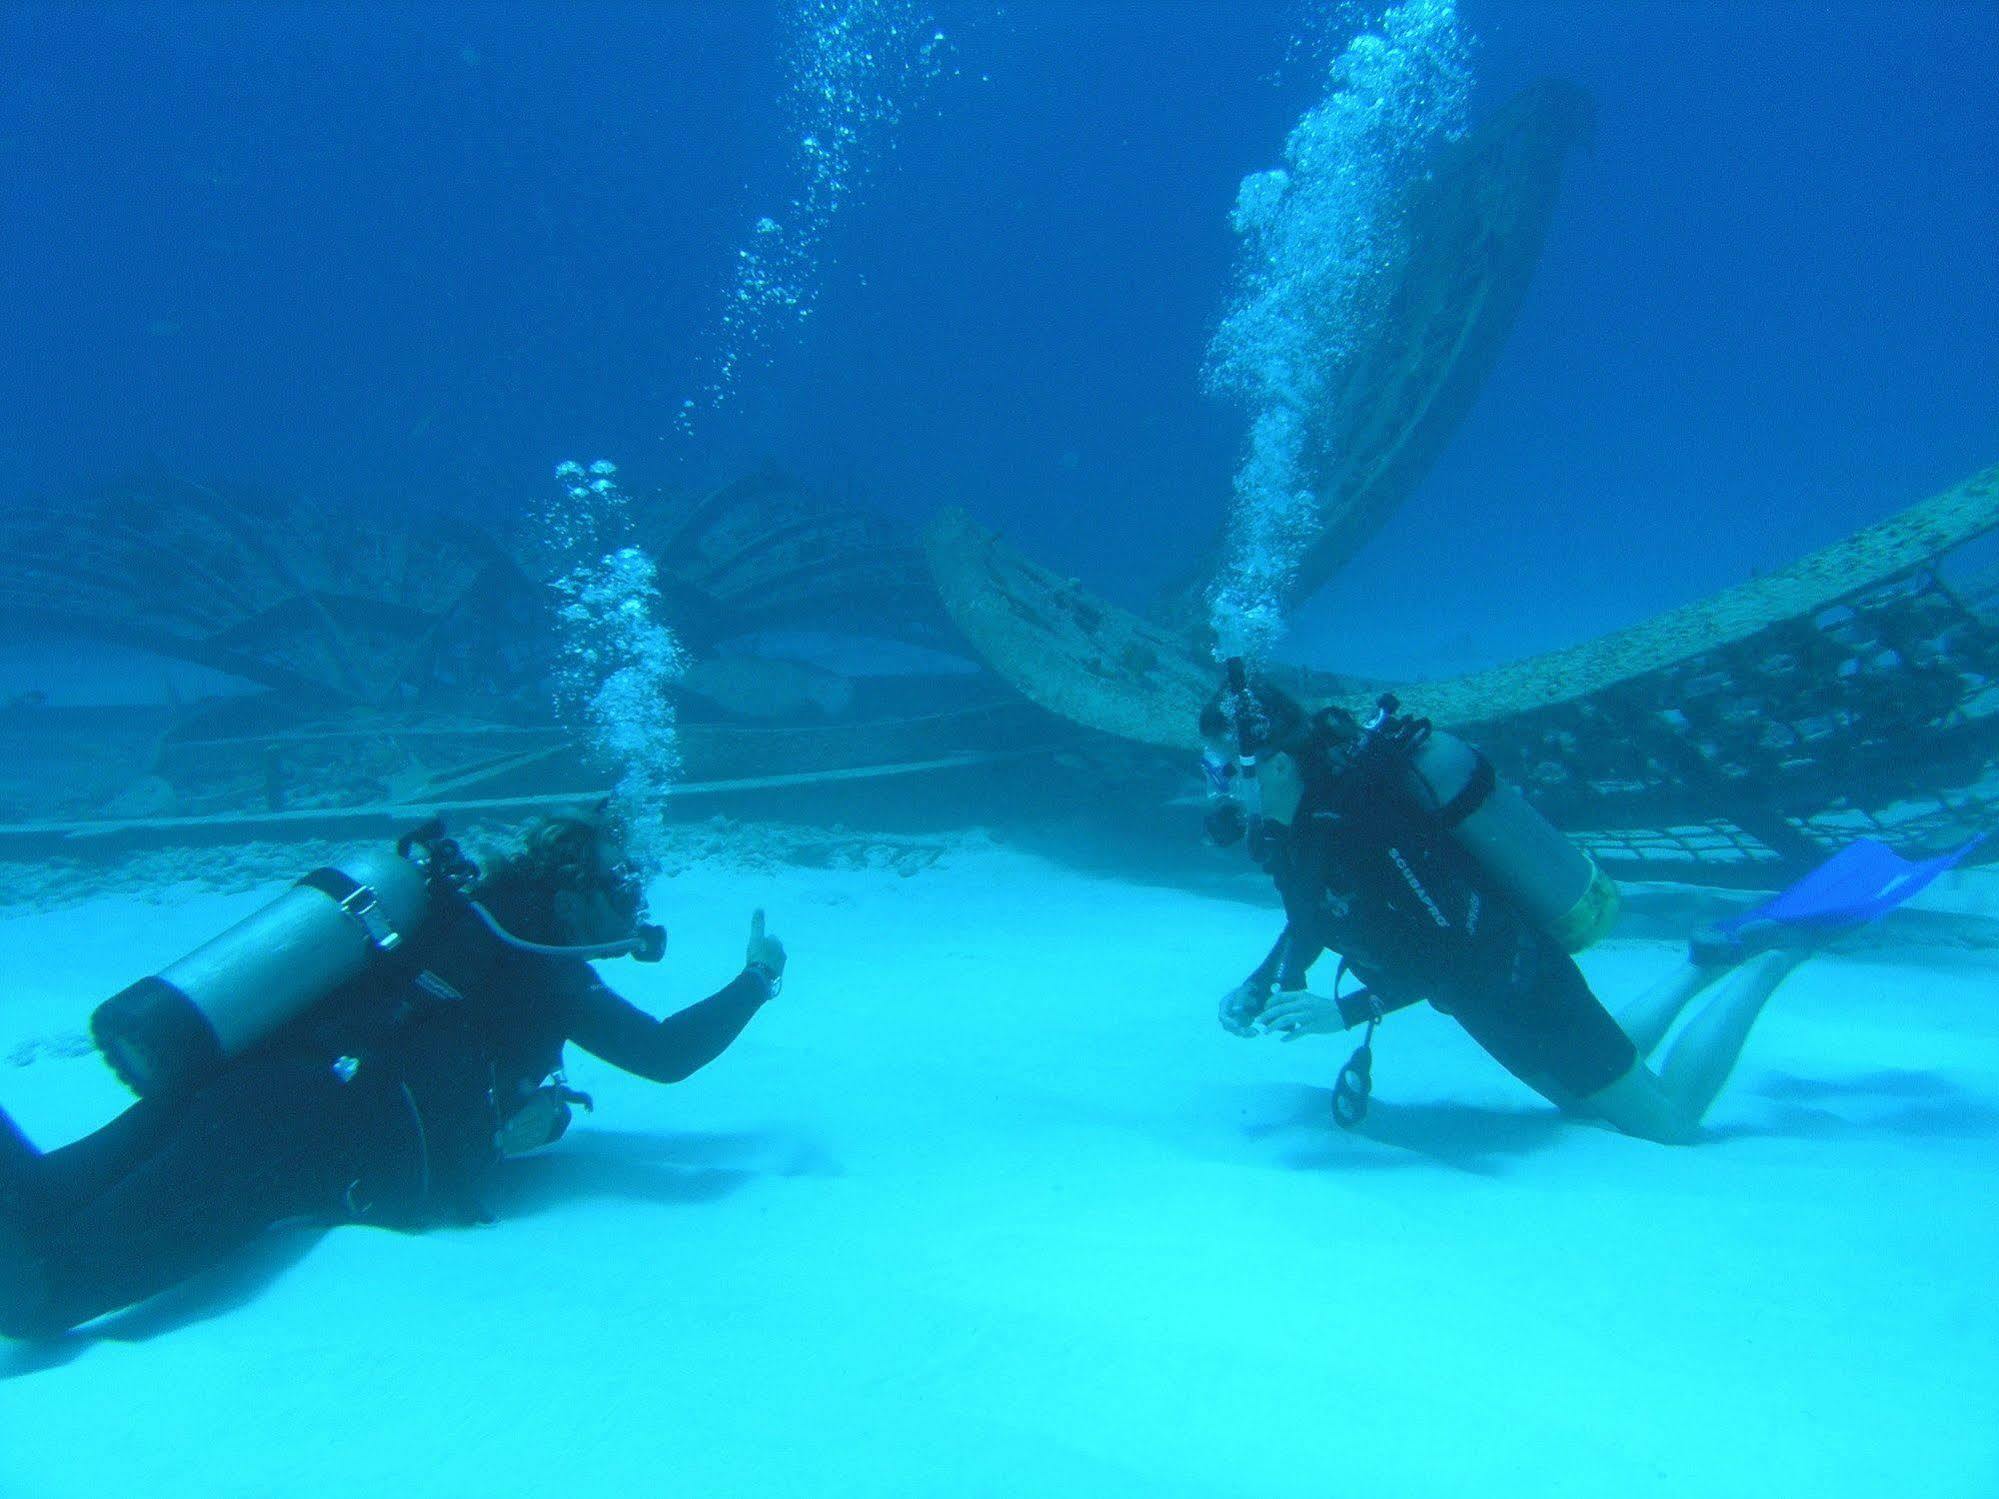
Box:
1256 989 1345 1042
746 909 787 982
1218 982 1269 1037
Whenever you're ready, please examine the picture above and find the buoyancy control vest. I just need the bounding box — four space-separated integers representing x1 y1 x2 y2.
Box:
1317 696 1620 956
1273 767 1499 995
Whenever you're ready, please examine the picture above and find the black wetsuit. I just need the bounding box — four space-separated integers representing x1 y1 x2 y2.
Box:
0 894 770 1337
1248 757 1636 1102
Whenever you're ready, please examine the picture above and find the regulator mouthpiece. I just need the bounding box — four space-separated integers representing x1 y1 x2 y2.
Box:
629 923 668 964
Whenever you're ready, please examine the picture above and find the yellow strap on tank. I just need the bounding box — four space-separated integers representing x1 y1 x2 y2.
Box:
1548 863 1621 953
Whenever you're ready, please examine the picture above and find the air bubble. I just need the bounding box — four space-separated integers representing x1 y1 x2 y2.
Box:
539 462 688 877
676 1 952 438
1206 0 1471 662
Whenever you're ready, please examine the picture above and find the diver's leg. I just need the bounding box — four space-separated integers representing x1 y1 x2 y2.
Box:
1576 1064 1698 1144
1613 956 1734 1060
0 1103 36 1212
1584 949 1811 1144
0 1104 50 1335
1443 936 1645 1119
1653 948 1811 1125
4 1091 186 1225
0 1105 40 1334
1 1104 32 1172
3 1058 366 1337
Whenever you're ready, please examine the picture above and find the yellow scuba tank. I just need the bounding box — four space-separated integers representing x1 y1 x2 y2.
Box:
1364 697 1620 953
90 844 436 1098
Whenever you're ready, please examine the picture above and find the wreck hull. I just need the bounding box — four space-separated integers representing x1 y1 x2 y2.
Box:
928 465 1999 876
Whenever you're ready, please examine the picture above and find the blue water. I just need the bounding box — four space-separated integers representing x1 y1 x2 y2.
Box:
4 7 1999 1490
3 0 1993 671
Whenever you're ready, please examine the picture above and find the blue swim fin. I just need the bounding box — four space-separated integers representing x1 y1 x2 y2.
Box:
1701 834 1987 959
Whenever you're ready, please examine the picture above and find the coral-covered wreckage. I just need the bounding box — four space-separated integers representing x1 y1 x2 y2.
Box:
3 82 1995 885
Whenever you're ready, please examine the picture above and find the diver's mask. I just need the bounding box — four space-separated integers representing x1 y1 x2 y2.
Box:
600 856 647 928
399 816 665 963
1204 797 1250 847
1202 748 1247 846
1201 742 1268 853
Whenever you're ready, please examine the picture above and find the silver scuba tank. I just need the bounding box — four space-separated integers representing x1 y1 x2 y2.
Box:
90 845 434 1098
1370 701 1620 953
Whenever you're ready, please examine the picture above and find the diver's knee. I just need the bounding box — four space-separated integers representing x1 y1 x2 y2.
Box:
1582 1065 1701 1145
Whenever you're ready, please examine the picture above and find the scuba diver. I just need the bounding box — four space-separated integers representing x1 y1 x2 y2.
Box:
0 812 787 1339
1200 672 1813 1144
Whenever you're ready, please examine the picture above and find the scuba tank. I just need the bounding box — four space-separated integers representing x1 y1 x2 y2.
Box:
90 841 442 1099
1356 695 1620 953
88 819 667 1100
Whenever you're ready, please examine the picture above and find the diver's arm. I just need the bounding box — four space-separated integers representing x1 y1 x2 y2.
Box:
1223 925 1327 1037
1245 928 1292 993
562 968 773 1085
1257 922 1328 992
1258 983 1423 1041
560 910 785 1084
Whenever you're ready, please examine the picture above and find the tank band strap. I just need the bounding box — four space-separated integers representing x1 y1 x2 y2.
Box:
298 867 405 951
1434 753 1497 830
297 866 363 904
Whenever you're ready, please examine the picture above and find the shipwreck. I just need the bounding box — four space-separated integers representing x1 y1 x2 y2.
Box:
0 81 1991 888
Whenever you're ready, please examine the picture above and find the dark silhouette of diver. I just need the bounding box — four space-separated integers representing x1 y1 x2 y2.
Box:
0 814 786 1338
1200 676 1807 1143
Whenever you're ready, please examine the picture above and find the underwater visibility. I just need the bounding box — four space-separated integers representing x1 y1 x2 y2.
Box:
2 1 1996 1494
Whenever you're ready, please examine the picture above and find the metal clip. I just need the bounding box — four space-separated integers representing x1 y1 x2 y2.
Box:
339 884 402 952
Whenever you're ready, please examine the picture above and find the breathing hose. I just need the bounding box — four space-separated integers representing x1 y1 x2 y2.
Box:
462 899 667 963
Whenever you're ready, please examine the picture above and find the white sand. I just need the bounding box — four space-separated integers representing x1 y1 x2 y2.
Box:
2 837 1995 1497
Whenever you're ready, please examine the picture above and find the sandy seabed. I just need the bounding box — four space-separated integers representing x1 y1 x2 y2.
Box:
2 832 1995 1498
